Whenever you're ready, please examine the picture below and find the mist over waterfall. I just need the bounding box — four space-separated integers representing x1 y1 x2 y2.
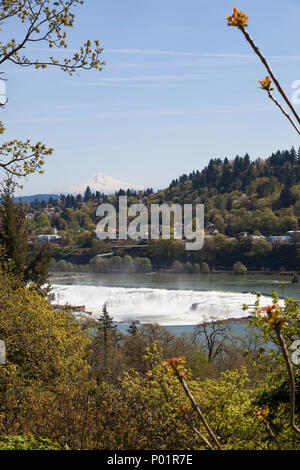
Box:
50 284 275 325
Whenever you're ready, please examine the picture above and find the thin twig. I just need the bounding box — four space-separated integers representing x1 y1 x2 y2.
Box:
265 421 281 450
240 27 300 126
183 416 215 451
274 325 300 436
175 372 222 450
267 91 300 135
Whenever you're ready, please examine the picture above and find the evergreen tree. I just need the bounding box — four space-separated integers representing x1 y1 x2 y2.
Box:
94 305 120 378
279 186 296 208
0 179 50 291
25 242 52 291
0 179 28 276
84 186 92 202
127 320 139 336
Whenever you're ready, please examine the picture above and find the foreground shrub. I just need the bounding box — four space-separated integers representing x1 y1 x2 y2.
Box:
0 265 96 449
0 435 63 450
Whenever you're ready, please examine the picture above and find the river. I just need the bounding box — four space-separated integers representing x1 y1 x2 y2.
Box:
50 272 299 333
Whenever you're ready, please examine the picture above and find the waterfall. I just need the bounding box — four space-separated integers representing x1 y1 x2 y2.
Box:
50 284 277 326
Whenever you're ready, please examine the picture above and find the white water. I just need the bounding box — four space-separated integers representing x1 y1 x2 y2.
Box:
50 284 277 326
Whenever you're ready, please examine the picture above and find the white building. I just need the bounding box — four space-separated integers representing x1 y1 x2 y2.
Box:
37 234 61 243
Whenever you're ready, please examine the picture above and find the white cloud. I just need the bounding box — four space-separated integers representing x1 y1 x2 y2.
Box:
7 103 270 125
86 74 206 84
105 49 253 58
77 82 204 88
26 46 300 62
105 49 300 62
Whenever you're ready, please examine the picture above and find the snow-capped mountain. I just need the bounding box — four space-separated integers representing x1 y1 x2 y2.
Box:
68 172 143 195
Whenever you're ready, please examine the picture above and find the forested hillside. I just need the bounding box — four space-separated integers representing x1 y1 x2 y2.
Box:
159 146 300 236
29 147 300 237
21 147 300 272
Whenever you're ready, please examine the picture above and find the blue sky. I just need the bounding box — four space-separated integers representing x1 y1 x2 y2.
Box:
1 0 300 195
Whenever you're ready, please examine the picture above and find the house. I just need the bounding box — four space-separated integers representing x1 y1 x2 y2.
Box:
97 253 114 258
37 234 61 243
267 236 289 243
267 232 300 244
236 232 249 240
287 231 300 244
55 305 87 314
204 227 219 236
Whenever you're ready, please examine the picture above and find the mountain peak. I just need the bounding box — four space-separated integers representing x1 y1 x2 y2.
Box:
68 172 143 195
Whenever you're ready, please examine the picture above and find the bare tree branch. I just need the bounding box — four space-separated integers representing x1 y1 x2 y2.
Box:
176 372 222 450
183 415 215 451
0 1 103 178
0 1 105 75
226 8 300 134
164 357 222 450
267 90 300 135
240 27 300 127
274 324 300 436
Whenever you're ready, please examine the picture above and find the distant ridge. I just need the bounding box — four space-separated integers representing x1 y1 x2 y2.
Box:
15 194 60 203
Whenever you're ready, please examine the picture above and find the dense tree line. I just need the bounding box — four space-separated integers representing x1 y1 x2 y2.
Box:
169 147 300 195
